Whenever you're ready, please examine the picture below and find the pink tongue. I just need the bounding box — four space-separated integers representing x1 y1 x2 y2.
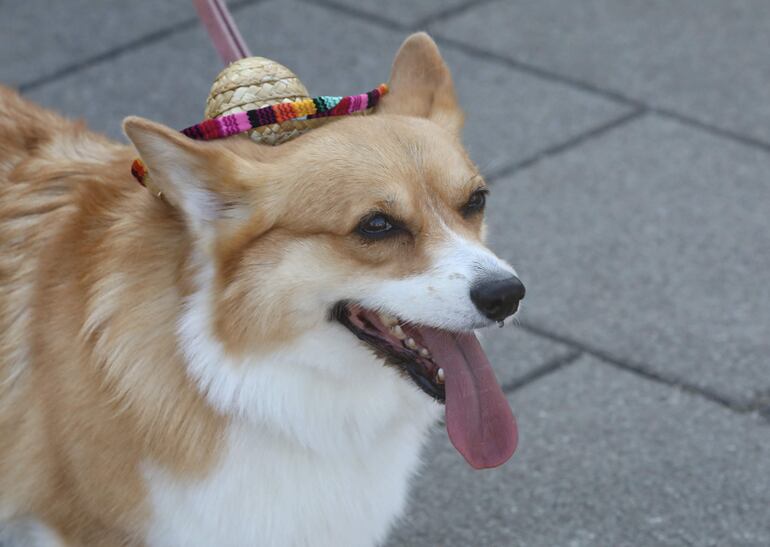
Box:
419 328 518 469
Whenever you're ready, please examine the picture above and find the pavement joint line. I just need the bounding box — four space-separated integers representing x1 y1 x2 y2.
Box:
486 108 647 183
748 390 770 422
502 349 584 394
432 35 645 108
649 107 770 154
298 0 409 31
516 320 754 415
414 0 499 29
18 0 267 94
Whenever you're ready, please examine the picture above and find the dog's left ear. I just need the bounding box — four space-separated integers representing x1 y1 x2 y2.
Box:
124 117 254 243
378 32 463 136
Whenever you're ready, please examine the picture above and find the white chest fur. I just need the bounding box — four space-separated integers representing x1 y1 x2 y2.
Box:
142 414 434 547
142 292 441 547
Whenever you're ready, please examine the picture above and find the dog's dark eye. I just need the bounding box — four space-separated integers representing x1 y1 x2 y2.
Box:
358 213 398 239
462 188 488 217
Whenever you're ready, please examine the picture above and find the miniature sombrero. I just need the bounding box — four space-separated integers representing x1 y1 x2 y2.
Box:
131 0 387 191
194 0 316 144
192 0 387 144
204 56 322 145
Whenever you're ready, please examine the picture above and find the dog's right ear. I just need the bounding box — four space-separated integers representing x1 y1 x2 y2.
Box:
123 117 254 242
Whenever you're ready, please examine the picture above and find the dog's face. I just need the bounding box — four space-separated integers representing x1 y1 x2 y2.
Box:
125 33 522 467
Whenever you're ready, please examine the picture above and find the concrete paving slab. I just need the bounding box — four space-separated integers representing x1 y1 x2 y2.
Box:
433 0 770 146
0 0 194 87
387 357 770 547
486 114 770 406
23 0 629 174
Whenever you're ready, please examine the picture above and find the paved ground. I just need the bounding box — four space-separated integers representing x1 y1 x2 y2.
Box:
2 0 769 545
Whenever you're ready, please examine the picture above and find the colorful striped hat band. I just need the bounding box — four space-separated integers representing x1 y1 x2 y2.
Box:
131 83 388 194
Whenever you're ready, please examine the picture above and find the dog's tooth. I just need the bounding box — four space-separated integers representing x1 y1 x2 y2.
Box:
379 312 398 327
435 368 445 384
419 348 430 358
391 325 406 340
405 338 417 350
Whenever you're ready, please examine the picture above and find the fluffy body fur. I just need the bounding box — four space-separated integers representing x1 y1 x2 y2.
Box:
0 34 516 546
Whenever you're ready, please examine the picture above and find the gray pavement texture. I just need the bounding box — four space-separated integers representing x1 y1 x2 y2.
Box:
1 0 768 545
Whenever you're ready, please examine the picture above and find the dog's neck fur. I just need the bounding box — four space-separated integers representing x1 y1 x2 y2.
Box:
140 259 441 546
179 261 440 455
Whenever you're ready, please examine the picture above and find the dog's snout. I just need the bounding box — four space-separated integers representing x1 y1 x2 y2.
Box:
470 276 525 321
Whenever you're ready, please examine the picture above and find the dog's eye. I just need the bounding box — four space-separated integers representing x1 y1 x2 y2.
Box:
358 213 398 239
462 188 488 217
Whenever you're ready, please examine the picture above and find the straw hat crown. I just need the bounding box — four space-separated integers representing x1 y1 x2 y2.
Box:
204 56 322 145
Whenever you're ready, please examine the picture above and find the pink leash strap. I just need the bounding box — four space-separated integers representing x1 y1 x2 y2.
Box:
192 0 251 65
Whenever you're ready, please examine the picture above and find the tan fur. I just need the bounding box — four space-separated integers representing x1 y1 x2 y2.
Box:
0 33 486 544
0 86 227 546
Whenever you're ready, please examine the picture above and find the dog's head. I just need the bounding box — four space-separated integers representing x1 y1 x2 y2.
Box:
124 33 523 468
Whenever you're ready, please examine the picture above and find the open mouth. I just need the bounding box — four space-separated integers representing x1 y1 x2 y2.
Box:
333 302 518 469
333 302 446 402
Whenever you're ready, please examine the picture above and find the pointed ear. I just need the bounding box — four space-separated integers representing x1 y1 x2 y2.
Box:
123 116 253 239
378 32 463 136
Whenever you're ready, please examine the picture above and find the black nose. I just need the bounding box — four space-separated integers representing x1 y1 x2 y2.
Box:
470 276 526 321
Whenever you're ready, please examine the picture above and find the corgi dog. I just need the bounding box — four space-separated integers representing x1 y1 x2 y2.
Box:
0 33 524 546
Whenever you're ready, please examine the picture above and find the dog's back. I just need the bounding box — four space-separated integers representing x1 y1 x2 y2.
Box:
1 88 71 516
0 87 121 524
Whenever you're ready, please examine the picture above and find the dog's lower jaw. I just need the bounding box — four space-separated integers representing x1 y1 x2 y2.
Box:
155 287 441 546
